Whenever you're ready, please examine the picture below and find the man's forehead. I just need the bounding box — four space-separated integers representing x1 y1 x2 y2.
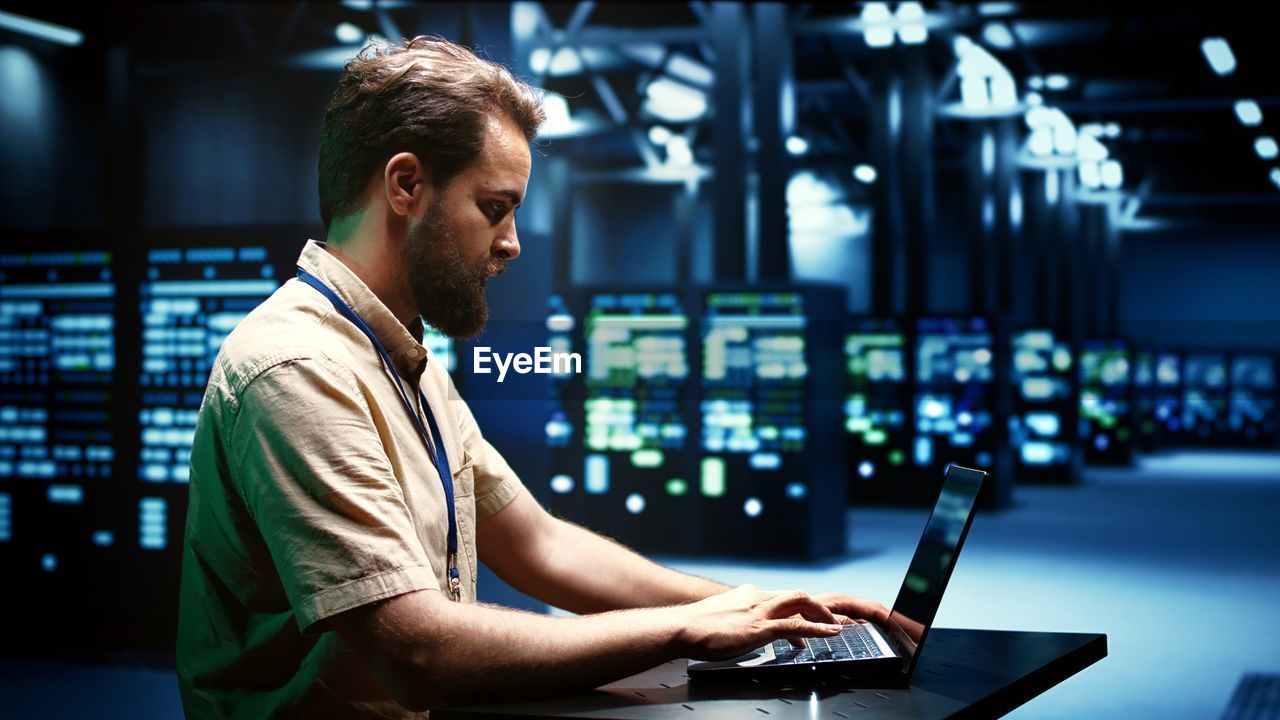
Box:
473 114 532 190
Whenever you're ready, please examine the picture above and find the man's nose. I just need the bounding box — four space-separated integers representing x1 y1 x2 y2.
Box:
494 223 520 261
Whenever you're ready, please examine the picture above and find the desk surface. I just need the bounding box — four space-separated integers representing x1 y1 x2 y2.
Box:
436 628 1108 719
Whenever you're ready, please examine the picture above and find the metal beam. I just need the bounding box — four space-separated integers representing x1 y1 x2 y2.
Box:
710 3 748 282
753 3 793 281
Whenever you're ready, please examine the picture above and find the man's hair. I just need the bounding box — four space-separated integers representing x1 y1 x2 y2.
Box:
317 35 545 232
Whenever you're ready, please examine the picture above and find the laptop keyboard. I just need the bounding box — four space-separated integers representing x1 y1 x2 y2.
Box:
770 623 886 663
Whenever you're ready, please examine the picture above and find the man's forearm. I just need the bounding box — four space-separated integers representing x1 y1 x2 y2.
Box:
537 518 731 614
365 591 684 709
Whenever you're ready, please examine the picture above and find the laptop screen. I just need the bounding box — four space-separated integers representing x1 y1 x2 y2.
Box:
885 464 986 674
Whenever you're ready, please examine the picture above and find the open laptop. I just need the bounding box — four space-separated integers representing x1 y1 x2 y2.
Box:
688 463 987 687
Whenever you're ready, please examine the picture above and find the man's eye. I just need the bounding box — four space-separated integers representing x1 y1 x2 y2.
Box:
488 202 507 219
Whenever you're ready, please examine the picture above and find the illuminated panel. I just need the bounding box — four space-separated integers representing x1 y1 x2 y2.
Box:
139 497 167 551
582 292 689 500
1009 329 1074 472
544 294 576 454
702 292 807 468
913 317 995 473
1079 340 1132 463
1154 352 1182 435
1229 355 1276 444
843 319 909 485
1182 353 1228 442
1132 349 1158 450
0 251 115 522
138 247 275 491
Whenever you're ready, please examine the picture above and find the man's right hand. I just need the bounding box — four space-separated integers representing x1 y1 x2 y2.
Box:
671 584 845 661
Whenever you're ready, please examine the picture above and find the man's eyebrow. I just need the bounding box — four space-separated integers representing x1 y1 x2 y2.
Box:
493 189 523 208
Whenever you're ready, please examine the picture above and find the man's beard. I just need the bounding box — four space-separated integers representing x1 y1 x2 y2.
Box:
402 202 502 340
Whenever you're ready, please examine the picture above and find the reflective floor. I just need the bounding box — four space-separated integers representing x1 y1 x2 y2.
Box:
666 450 1280 719
2 450 1276 719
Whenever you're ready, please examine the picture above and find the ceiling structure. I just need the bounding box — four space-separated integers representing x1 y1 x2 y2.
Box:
5 2 1276 231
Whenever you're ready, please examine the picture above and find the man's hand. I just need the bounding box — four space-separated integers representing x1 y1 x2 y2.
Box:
811 592 892 626
671 584 846 661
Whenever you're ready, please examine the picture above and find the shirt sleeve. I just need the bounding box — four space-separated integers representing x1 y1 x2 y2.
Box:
445 374 525 521
229 354 438 633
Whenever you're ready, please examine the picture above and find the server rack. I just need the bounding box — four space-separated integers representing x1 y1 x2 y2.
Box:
1009 328 1079 483
696 285 846 559
842 317 912 504
1079 339 1133 465
543 287 698 555
1181 352 1230 444
1227 353 1277 447
911 316 1011 508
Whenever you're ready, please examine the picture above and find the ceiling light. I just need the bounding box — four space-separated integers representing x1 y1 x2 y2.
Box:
0 9 83 46
895 3 928 45
977 2 1019 16
1100 159 1123 189
540 93 573 137
643 78 707 123
785 136 809 156
1256 136 1279 161
853 164 878 184
982 22 1015 50
665 135 693 166
861 3 894 48
1201 37 1237 76
1234 99 1263 127
335 22 364 44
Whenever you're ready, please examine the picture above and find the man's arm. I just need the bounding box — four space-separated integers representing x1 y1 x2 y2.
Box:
330 583 845 711
478 487 729 613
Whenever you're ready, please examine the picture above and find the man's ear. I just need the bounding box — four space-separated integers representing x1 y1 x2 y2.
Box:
383 152 432 219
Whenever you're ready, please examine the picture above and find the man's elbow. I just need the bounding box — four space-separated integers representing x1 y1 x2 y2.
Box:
330 589 457 711
374 654 447 712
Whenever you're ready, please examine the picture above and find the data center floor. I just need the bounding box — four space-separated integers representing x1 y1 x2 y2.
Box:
2 450 1277 719
666 450 1280 719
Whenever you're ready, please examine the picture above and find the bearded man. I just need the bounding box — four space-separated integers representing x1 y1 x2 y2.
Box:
176 35 886 719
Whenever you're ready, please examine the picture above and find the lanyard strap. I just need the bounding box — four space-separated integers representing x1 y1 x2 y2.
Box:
296 267 462 601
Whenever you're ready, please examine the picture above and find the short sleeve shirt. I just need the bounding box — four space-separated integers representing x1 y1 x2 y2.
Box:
176 239 524 719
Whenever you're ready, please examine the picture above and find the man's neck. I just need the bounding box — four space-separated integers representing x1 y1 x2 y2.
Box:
322 238 419 331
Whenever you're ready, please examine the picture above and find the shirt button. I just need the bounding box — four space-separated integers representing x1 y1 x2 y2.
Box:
407 348 420 358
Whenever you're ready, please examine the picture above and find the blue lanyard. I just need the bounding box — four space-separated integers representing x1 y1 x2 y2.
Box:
296 266 462 602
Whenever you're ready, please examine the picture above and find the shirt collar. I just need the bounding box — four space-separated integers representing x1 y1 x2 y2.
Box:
296 239 429 382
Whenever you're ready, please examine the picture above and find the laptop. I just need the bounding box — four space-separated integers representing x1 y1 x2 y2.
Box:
687 463 988 687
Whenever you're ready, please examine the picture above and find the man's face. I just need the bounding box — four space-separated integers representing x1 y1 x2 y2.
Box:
402 113 532 339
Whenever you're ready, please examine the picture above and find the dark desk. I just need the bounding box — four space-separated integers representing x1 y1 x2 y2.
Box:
437 629 1107 719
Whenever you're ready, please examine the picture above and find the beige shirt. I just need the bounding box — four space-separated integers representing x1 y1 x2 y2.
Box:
177 239 523 719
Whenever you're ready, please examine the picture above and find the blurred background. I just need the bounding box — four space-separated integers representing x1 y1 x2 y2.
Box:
0 2 1277 718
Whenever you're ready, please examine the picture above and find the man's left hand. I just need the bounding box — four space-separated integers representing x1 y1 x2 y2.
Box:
811 593 891 625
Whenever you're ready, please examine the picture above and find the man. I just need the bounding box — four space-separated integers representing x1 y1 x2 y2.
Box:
177 36 887 718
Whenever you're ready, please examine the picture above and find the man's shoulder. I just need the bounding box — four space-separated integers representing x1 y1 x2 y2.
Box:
213 279 360 397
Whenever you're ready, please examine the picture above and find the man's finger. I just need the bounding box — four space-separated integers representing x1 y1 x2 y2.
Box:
766 592 838 624
816 594 891 623
770 617 843 641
